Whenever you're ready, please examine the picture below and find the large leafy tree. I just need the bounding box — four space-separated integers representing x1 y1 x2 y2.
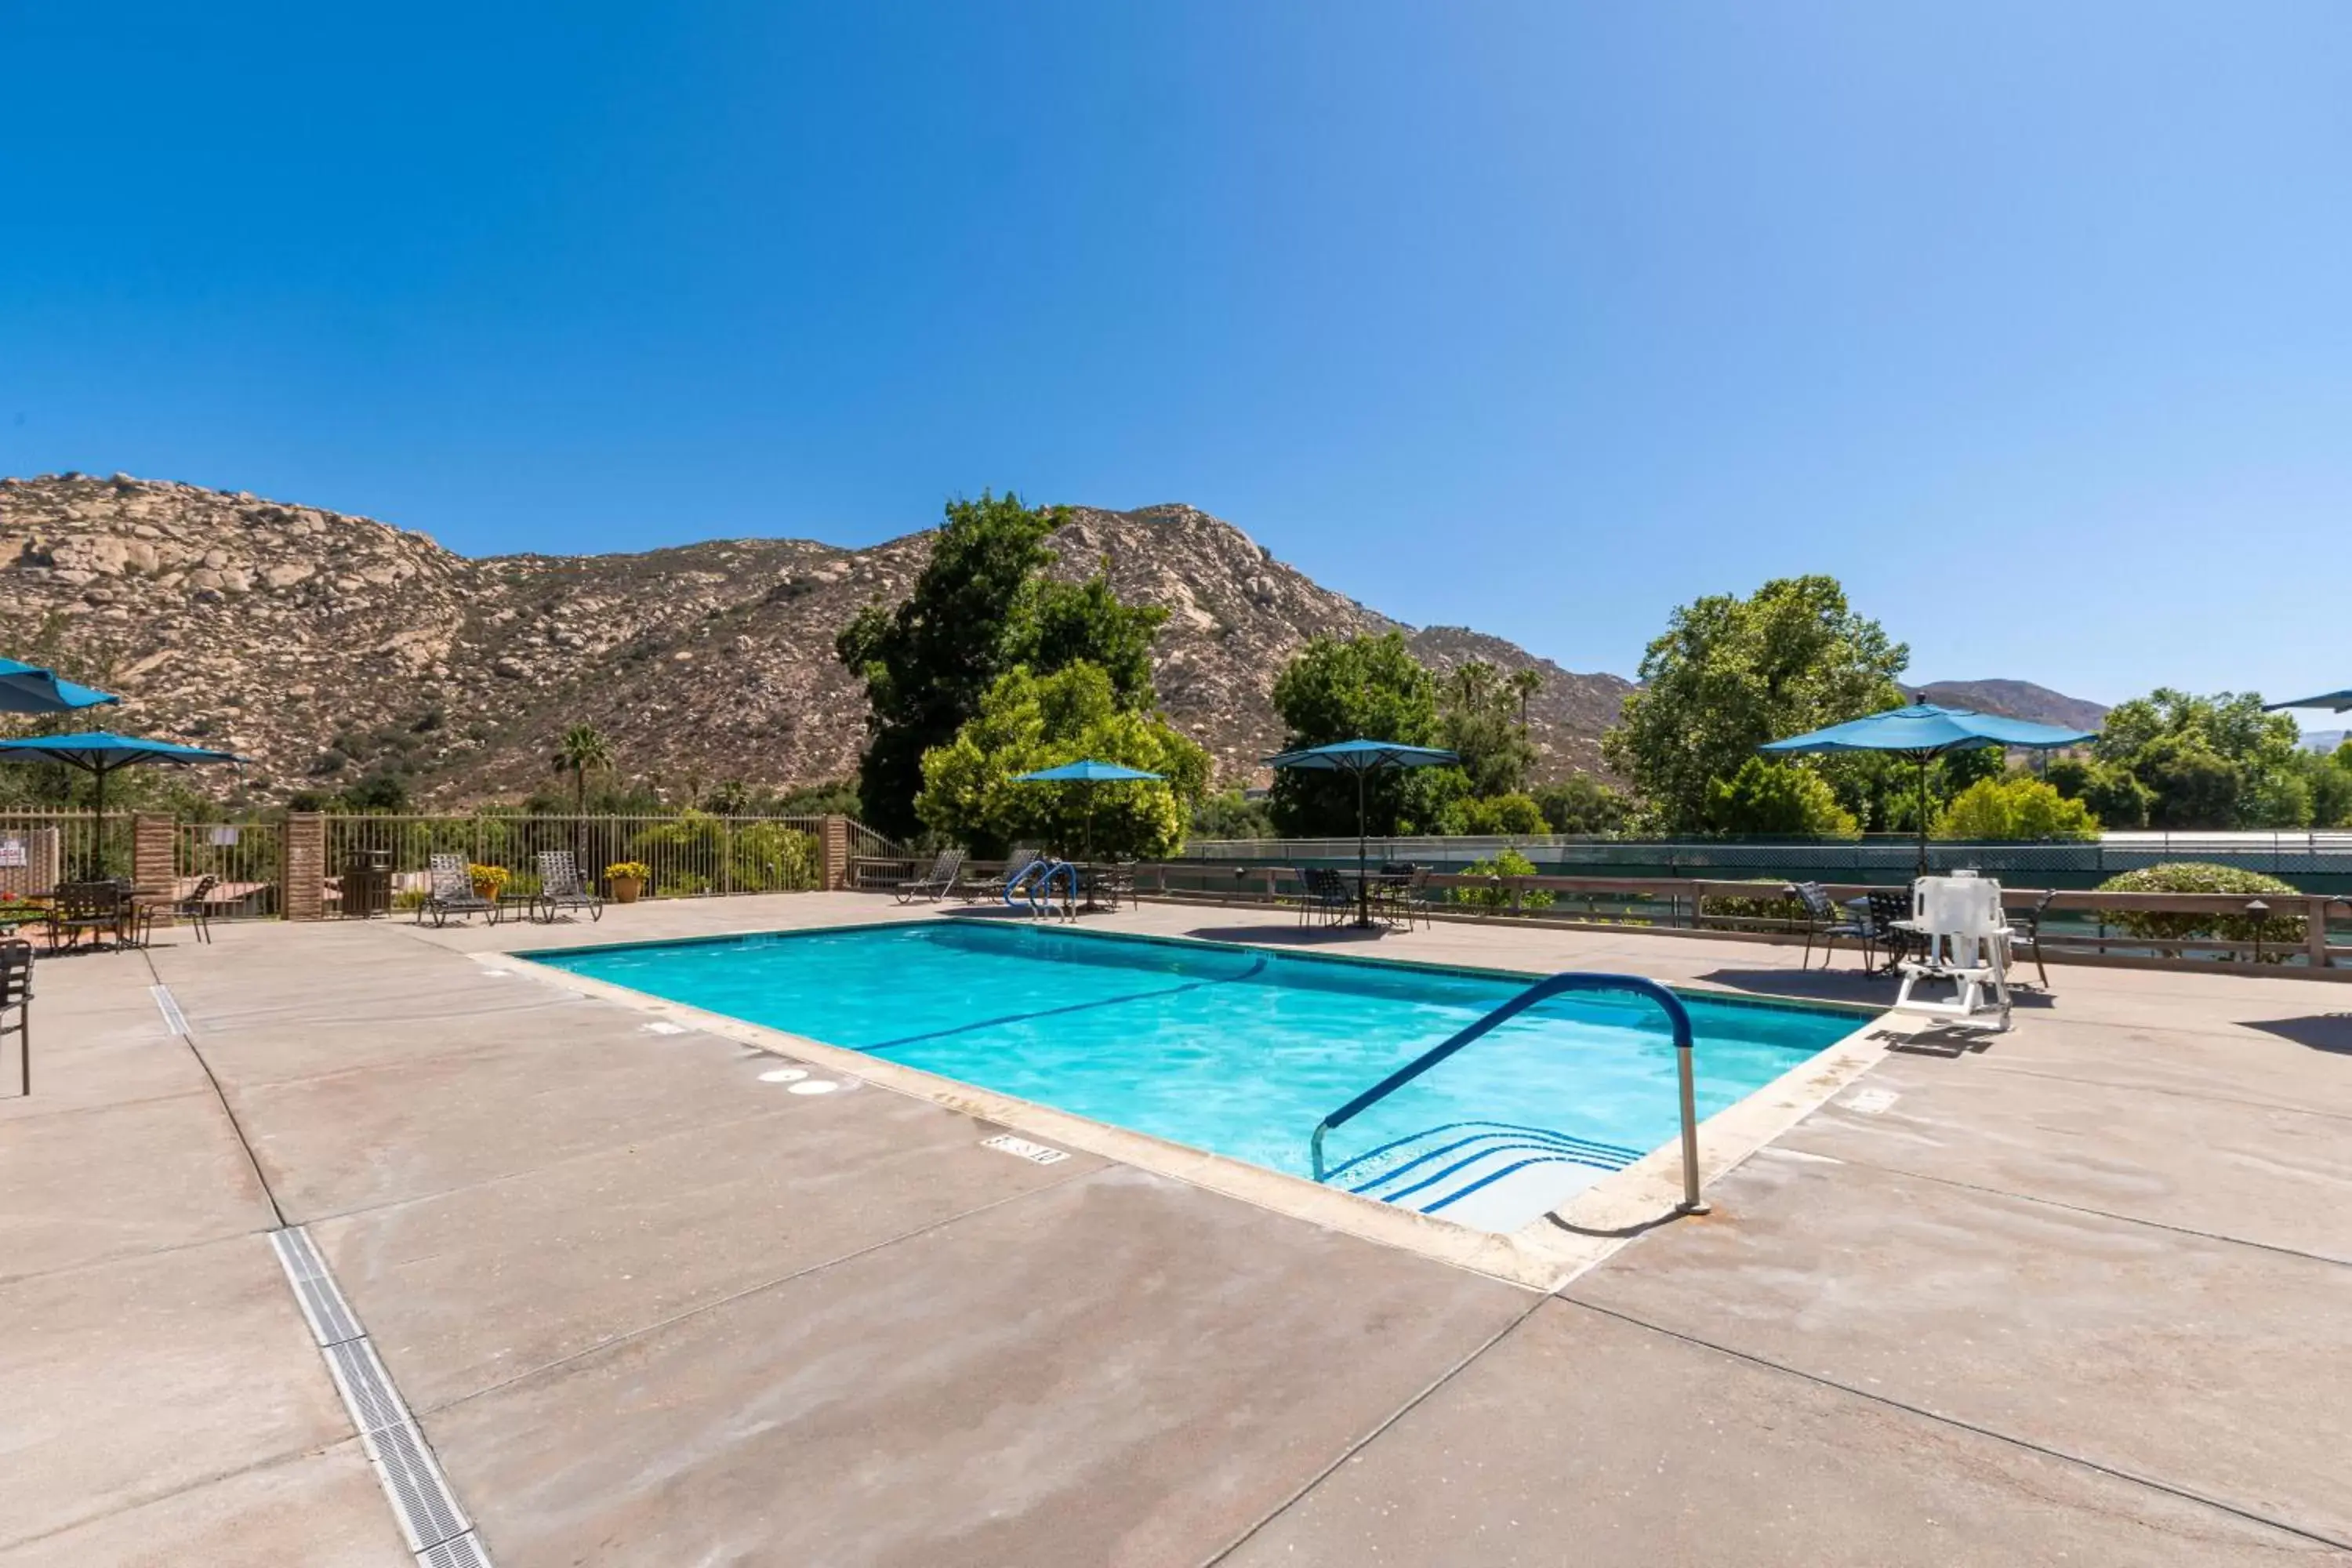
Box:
837 495 1168 837
2092 688 2304 829
1602 575 1908 833
915 662 1208 858
1266 633 1453 837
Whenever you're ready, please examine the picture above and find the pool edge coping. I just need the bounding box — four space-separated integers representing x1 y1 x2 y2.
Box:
489 920 1898 1293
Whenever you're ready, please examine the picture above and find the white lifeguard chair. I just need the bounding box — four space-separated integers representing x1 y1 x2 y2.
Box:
1891 874 2013 1030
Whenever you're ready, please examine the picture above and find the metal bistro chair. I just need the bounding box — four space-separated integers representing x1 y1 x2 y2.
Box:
2005 887 2060 988
1791 881 1872 971
2 938 29 1096
1861 890 1924 976
1372 863 1433 931
167 874 219 945
1298 866 1354 927
45 880 127 953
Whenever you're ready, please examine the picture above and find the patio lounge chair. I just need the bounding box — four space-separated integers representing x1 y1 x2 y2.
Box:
2 938 29 1096
967 848 1043 903
1791 881 1871 970
1893 875 2013 1029
417 854 500 928
533 851 603 924
895 848 968 905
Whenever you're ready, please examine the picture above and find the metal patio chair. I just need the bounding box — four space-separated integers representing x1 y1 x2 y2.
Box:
2005 887 2060 987
1298 866 1354 927
2 938 29 1096
533 851 603 924
1791 880 1872 970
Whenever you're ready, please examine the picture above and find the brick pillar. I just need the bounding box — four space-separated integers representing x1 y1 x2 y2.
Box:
283 812 326 920
132 814 176 893
820 815 852 891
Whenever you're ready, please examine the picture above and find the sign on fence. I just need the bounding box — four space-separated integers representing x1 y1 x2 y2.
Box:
0 835 24 869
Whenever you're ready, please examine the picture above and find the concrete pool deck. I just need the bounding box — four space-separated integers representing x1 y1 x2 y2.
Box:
3 894 2347 1564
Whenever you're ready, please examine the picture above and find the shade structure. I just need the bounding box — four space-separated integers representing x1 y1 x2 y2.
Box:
2267 691 2352 714
1011 758 1166 862
0 731 246 875
0 657 118 716
1261 739 1461 927
1760 703 2097 874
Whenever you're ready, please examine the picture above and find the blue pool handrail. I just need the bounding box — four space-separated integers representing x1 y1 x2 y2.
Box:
1308 971 1710 1216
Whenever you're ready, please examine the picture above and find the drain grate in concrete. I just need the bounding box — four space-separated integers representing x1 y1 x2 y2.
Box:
419 1534 495 1568
981 1133 1070 1165
268 1225 491 1563
270 1227 362 1348
149 984 190 1037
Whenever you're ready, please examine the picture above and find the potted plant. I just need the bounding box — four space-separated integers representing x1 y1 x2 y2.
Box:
468 863 511 903
606 861 651 904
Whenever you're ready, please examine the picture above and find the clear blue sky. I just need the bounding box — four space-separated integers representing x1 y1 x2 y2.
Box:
5 2 2347 711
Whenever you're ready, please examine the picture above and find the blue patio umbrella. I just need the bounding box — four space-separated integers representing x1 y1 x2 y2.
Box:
0 731 246 873
1262 739 1460 926
2267 691 2352 713
1761 703 2098 873
0 657 119 716
1012 758 1164 861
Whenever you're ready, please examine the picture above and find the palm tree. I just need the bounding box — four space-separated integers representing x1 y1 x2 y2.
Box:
1509 667 1544 731
553 724 615 814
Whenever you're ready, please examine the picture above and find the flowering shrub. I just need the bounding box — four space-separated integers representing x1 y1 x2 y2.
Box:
604 861 652 882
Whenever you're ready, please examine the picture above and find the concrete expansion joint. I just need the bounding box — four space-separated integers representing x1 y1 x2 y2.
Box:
1552 1295 2352 1555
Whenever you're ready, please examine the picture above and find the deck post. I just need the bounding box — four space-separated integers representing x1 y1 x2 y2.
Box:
282 813 326 921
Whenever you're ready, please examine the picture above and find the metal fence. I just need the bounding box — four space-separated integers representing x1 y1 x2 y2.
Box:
321 814 829 914
0 810 131 889
172 822 284 920
1181 833 2352 894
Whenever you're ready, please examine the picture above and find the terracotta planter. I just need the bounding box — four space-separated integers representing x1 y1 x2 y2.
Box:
473 881 502 903
610 876 644 904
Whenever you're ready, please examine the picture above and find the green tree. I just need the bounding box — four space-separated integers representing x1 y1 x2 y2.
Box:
1602 576 1907 833
838 495 1174 837
1439 659 1536 798
1704 758 1861 837
1192 789 1276 840
1267 633 1451 837
1533 775 1632 835
915 662 1209 859
1019 568 1168 710
2045 757 2154 829
1443 792 1548 835
2093 689 2303 829
1931 775 2100 840
552 724 615 814
2134 736 2245 829
1508 666 1544 729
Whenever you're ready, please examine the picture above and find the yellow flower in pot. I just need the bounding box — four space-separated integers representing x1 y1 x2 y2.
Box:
605 861 651 904
468 863 512 903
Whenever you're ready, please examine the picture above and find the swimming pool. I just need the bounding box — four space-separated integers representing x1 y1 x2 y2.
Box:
534 921 1865 1230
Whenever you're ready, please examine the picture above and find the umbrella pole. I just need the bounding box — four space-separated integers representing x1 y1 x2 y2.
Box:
1915 754 1929 880
1356 766 1370 927
93 762 108 880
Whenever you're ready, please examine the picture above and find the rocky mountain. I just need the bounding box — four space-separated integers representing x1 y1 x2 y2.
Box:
1907 679 2111 734
0 473 1632 807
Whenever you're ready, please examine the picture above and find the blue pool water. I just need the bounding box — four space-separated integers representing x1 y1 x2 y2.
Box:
537 921 1862 1208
